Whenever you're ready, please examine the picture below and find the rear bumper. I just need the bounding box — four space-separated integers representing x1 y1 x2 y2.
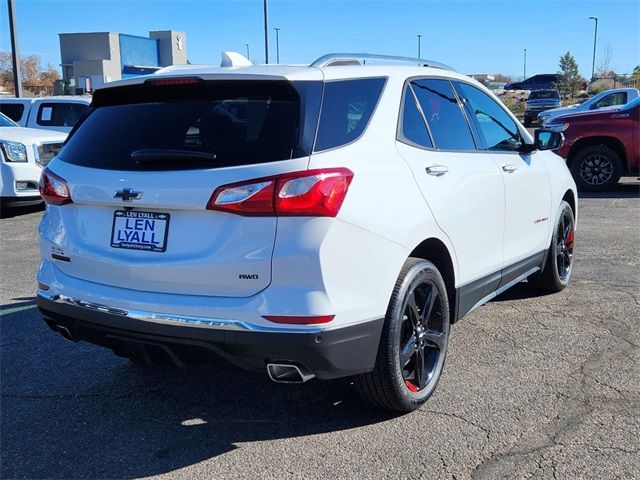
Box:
37 293 384 380
1 195 42 207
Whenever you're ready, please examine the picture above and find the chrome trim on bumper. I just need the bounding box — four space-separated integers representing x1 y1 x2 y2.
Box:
37 292 324 334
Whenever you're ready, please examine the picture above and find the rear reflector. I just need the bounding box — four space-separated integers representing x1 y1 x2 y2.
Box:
39 168 72 205
37 281 50 291
207 168 353 217
263 315 335 325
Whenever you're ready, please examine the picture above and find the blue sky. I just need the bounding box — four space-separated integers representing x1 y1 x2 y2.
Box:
1 0 639 78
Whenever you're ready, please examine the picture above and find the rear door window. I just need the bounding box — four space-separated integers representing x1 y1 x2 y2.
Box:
398 85 433 148
411 79 476 150
314 78 386 152
0 103 25 122
36 102 89 127
61 80 322 171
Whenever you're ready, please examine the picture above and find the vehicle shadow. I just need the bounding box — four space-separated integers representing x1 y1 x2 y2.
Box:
490 281 551 302
0 202 44 219
578 180 639 199
0 301 396 479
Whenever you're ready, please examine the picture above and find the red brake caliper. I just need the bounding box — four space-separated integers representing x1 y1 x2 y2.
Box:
566 229 574 250
405 381 418 392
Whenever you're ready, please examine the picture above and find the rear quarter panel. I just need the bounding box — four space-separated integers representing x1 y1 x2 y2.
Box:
302 75 460 323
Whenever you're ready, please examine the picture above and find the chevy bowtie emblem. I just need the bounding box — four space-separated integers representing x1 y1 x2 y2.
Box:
114 188 143 202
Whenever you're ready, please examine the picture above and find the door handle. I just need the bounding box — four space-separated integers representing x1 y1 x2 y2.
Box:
502 164 517 173
426 165 449 177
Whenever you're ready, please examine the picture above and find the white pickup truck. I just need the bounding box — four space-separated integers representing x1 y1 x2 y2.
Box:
0 96 90 133
0 113 67 207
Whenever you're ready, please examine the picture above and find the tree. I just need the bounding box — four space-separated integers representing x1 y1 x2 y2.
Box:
597 44 614 76
556 51 582 98
0 51 60 95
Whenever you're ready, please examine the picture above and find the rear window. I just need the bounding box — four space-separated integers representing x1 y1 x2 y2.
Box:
313 78 386 152
37 102 89 127
528 90 560 100
60 80 322 171
0 103 25 122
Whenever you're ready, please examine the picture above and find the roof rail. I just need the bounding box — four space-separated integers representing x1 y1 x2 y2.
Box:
310 53 454 71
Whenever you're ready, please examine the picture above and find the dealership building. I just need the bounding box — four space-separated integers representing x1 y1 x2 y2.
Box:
58 30 187 92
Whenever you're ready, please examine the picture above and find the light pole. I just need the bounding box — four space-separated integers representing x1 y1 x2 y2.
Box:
274 27 281 64
263 0 269 64
523 48 527 79
245 43 250 60
417 34 422 58
588 16 598 80
7 0 22 97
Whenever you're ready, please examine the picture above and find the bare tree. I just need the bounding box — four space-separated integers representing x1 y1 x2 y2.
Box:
597 44 614 76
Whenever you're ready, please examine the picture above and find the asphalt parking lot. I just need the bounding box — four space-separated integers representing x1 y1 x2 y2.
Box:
1 181 639 480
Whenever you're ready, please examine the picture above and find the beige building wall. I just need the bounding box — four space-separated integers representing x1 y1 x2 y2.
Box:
149 30 188 66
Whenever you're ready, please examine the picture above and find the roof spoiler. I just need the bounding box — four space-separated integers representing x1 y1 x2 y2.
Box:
221 51 253 67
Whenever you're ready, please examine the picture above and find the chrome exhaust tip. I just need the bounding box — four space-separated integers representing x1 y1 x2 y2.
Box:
267 363 315 383
56 325 76 343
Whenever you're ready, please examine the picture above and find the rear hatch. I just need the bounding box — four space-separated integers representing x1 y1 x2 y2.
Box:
48 78 322 297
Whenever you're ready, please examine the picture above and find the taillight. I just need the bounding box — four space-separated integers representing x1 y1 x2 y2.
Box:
207 168 353 217
263 315 335 325
39 168 72 205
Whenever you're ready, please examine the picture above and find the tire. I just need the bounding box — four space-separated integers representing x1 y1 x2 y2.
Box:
570 145 622 192
528 201 575 293
355 258 450 413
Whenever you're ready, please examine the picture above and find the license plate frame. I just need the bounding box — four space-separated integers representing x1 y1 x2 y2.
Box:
110 210 170 253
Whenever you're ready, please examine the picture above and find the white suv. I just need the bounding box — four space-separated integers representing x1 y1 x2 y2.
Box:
36 53 577 412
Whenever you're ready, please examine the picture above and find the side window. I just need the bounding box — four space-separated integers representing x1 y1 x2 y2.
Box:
37 102 89 127
0 103 25 122
314 78 386 152
398 86 432 148
411 79 476 150
592 92 627 110
454 82 523 152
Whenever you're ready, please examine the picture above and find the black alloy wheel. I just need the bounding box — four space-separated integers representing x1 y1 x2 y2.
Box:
399 279 447 393
355 258 450 412
571 145 622 192
555 207 575 282
528 200 575 292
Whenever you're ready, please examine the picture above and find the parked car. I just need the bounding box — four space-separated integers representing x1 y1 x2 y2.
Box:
36 53 577 413
504 74 559 91
524 89 562 127
538 88 639 127
548 97 639 191
0 113 66 207
0 97 90 133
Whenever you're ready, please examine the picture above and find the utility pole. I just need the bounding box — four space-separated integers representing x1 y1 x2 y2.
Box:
523 48 527 79
245 43 250 60
263 0 269 64
274 27 281 64
7 0 23 97
588 16 598 81
417 34 422 58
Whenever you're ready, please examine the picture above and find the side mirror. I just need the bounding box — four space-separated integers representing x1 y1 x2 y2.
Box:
535 129 564 150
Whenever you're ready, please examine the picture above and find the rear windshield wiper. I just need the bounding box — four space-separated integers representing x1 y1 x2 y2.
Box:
131 149 217 164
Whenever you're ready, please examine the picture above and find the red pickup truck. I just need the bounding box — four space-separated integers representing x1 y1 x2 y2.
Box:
547 97 639 191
